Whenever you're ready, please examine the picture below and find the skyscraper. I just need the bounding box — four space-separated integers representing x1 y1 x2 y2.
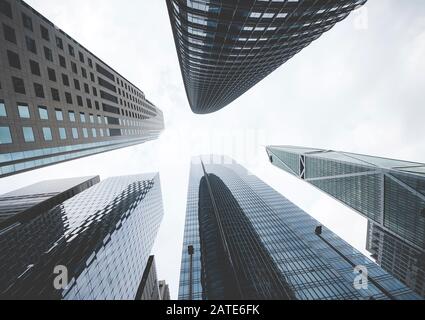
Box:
178 156 420 300
136 255 161 300
159 280 171 300
166 0 367 114
367 223 425 297
266 145 425 296
0 175 99 224
0 0 164 178
0 173 164 300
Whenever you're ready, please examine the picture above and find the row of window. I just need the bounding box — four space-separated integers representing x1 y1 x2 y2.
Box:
0 101 143 129
0 125 109 145
0 101 107 124
1 18 145 106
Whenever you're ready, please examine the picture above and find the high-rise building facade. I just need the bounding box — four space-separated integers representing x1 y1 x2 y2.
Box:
166 0 367 114
0 0 164 178
266 145 425 296
0 175 99 224
159 280 171 300
367 223 425 297
136 255 161 300
0 173 164 300
178 156 420 300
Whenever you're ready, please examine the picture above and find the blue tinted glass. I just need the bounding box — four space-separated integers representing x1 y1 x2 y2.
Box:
18 105 30 118
23 127 35 142
0 102 6 117
42 127 52 141
0 127 12 144
59 128 67 140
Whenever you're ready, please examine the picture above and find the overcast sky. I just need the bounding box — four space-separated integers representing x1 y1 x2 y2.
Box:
1 0 425 299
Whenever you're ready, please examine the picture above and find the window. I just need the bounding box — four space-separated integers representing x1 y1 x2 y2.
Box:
51 88 60 101
0 0 13 18
72 128 78 139
59 128 67 140
90 72 95 82
0 126 12 144
44 47 53 62
100 128 104 137
92 87 98 96
55 109 63 121
18 104 30 118
74 79 80 90
38 106 48 120
25 36 37 54
79 51 85 63
3 23 16 43
47 68 57 82
68 44 75 57
84 83 90 94
7 50 21 69
95 101 99 110
0 100 6 117
88 58 93 68
68 111 76 122
12 77 26 94
22 127 35 142
80 112 86 123
97 115 102 124
77 95 83 106
92 128 97 138
40 25 49 41
86 98 92 109
34 83 44 98
42 127 52 141
56 36 63 49
71 62 77 74
82 128 88 138
29 60 41 76
62 74 70 86
81 67 87 79
89 114 94 123
64 92 73 104
22 13 33 31
59 55 66 68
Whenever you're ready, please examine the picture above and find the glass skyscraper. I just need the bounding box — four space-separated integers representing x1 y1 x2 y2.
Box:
0 173 164 300
0 0 164 178
266 145 425 297
166 0 367 114
178 156 420 300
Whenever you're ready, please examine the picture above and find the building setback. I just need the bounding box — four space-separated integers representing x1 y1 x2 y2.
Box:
266 145 425 297
0 173 164 300
0 175 99 224
0 0 164 178
166 0 367 114
159 280 171 300
178 156 420 300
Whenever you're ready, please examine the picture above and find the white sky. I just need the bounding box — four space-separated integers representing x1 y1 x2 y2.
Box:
1 0 424 299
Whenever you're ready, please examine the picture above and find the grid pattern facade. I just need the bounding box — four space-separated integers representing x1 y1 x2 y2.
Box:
367 223 425 298
267 146 425 251
0 173 164 300
178 156 419 300
0 176 99 224
267 145 425 296
166 0 367 114
0 0 164 178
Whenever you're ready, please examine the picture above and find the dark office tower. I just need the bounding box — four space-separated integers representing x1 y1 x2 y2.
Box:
266 145 425 296
178 156 420 300
166 0 366 114
0 173 164 300
136 255 161 300
0 0 164 178
0 176 99 224
159 280 171 300
367 223 425 297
